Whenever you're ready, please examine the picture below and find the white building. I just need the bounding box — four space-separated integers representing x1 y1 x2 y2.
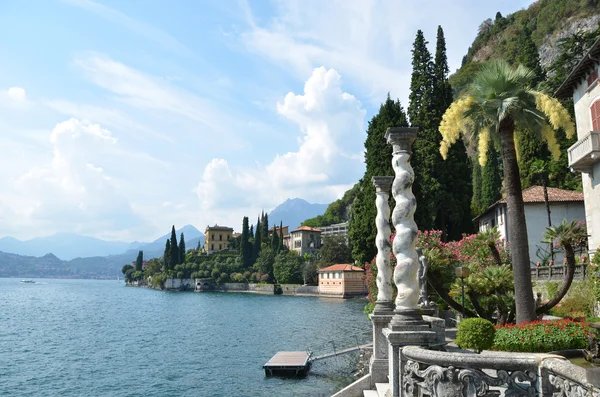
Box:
474 185 585 264
556 37 600 256
320 222 348 241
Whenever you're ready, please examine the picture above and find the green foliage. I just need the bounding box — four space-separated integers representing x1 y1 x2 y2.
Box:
544 281 560 302
240 216 252 268
178 233 186 265
163 239 171 271
348 95 408 266
253 218 262 263
170 226 179 268
480 146 502 209
151 274 165 289
254 246 275 280
121 264 134 275
273 251 303 284
302 184 358 227
135 251 143 272
493 319 594 352
552 279 599 318
317 235 352 268
456 318 496 353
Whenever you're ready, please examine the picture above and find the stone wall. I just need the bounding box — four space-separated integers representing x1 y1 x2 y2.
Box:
295 285 319 296
164 278 195 290
247 283 275 294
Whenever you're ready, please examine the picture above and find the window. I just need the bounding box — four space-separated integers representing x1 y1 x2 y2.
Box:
219 234 222 241
592 100 600 131
219 244 222 250
211 234 214 241
294 240 301 248
588 69 599 87
211 244 214 251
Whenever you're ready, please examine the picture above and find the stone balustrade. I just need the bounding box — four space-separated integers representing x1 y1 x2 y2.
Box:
531 264 589 280
401 346 600 397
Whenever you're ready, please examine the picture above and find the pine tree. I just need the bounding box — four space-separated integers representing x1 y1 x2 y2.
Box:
163 239 171 271
253 217 262 263
348 95 408 266
135 250 143 271
170 226 179 268
178 233 186 264
408 30 440 231
241 217 252 268
432 26 473 240
262 213 269 243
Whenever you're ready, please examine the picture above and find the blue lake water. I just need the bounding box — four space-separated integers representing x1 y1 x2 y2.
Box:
0 279 371 396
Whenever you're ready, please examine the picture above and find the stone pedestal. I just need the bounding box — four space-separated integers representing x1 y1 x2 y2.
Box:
384 317 443 397
369 309 394 385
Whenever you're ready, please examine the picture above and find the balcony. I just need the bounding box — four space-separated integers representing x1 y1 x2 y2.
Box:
568 131 600 173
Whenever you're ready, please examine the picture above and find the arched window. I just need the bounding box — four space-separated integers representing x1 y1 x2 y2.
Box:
591 100 600 131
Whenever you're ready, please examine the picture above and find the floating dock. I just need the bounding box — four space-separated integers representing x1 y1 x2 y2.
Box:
263 351 311 377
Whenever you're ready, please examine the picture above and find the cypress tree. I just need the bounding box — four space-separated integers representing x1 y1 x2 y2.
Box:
262 213 269 243
516 26 545 87
348 95 408 266
279 221 284 251
432 26 473 240
408 30 440 231
471 160 484 216
178 232 186 264
135 250 143 271
249 225 254 240
241 217 252 268
253 217 262 263
163 239 171 271
481 146 503 209
272 225 279 252
170 225 179 267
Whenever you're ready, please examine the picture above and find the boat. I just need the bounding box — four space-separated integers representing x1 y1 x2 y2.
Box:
20 280 36 284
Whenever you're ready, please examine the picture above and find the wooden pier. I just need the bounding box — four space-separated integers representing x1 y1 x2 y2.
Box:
263 351 311 377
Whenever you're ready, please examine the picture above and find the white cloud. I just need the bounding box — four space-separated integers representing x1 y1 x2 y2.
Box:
7 87 27 102
194 67 365 227
1 87 30 108
4 118 148 237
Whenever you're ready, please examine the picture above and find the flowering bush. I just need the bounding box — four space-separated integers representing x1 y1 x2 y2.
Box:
493 319 594 352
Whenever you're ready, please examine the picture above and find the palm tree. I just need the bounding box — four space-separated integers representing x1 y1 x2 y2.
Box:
537 219 587 315
439 60 575 323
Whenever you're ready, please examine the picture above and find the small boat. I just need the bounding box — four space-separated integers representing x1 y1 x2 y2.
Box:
20 280 36 284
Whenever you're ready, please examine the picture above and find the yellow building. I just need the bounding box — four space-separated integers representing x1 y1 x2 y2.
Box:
318 264 367 298
204 224 234 254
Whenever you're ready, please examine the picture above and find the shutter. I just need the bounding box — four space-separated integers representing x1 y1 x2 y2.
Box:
592 101 600 131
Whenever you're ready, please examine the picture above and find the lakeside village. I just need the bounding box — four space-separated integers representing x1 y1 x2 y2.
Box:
121 218 368 298
122 13 600 396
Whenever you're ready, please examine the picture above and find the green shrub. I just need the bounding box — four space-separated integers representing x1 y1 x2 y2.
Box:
456 318 495 353
493 319 593 352
553 279 598 318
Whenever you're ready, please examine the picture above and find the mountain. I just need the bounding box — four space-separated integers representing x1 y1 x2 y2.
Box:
268 198 329 231
0 225 204 261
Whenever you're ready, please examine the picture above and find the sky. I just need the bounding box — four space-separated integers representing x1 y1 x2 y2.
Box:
0 0 535 242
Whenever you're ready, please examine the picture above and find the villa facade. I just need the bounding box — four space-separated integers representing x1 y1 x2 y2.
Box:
318 264 366 298
204 224 234 254
556 37 600 256
288 226 322 256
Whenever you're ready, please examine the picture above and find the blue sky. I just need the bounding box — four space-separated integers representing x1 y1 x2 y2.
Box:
0 0 534 241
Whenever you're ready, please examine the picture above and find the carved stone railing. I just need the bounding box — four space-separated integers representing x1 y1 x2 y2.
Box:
531 264 588 280
401 346 600 396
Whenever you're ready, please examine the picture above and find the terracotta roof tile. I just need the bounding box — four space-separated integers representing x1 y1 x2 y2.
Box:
318 264 364 272
291 226 322 233
499 185 583 204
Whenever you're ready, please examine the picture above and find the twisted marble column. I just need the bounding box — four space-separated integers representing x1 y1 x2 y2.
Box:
372 176 394 313
385 127 420 313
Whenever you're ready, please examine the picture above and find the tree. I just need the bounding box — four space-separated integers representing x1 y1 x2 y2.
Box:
271 225 279 252
348 95 408 266
163 239 171 271
439 60 575 323
432 26 473 240
516 26 545 87
273 251 303 284
279 221 285 252
480 146 502 209
530 160 554 260
537 220 588 315
170 226 179 268
317 235 352 268
178 233 186 264
249 224 254 240
253 218 262 263
241 217 252 268
122 264 134 275
301 253 318 285
408 30 440 231
262 213 269 243
135 251 143 271
254 246 275 280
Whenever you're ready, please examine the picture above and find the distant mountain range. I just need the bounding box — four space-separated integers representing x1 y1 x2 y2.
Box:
0 225 204 260
268 198 329 231
0 198 330 278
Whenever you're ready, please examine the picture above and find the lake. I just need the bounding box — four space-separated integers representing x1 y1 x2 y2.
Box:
0 278 371 396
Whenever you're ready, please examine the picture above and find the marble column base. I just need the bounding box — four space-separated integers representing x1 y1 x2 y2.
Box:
369 309 394 387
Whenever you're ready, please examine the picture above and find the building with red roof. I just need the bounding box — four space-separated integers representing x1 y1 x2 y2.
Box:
318 264 367 298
